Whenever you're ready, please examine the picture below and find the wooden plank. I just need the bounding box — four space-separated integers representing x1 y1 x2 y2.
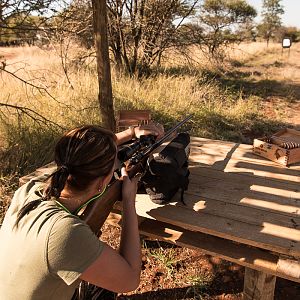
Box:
190 136 236 147
183 187 300 219
277 257 300 279
18 137 300 259
232 145 300 170
107 212 300 283
189 187 300 216
189 141 240 170
20 138 300 186
189 137 300 185
173 193 300 229
243 268 276 300
185 176 300 217
189 165 300 192
116 198 300 257
190 148 300 183
224 159 300 183
138 165 300 226
188 170 300 202
19 162 56 186
122 191 300 230
190 136 300 167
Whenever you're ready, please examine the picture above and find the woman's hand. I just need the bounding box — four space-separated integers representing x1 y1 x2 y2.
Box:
116 122 165 145
121 167 140 203
81 166 142 293
134 122 164 139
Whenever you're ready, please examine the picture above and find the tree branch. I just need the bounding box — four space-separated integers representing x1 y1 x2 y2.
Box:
0 65 72 108
0 102 65 130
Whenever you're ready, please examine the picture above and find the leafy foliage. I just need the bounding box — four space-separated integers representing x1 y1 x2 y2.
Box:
258 0 284 45
190 0 257 60
0 0 68 45
106 0 199 76
278 26 300 43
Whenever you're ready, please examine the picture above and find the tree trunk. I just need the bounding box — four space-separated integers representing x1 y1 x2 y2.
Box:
92 0 115 131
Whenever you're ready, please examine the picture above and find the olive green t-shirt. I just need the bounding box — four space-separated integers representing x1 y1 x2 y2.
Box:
0 174 104 300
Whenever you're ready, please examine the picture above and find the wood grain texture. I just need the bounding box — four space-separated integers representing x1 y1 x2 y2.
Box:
116 198 300 257
107 212 300 283
244 268 276 300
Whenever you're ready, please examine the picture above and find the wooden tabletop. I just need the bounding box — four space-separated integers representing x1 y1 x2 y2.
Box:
122 137 300 260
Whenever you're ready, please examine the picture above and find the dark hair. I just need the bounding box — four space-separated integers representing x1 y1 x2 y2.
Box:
15 125 117 226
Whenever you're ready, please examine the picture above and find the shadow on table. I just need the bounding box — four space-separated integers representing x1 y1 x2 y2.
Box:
143 139 300 264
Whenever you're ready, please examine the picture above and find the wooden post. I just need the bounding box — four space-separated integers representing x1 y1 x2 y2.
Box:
243 267 276 300
92 0 116 131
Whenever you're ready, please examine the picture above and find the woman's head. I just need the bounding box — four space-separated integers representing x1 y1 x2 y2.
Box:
45 125 117 200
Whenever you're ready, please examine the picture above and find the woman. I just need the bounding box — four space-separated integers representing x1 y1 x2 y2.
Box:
0 123 164 300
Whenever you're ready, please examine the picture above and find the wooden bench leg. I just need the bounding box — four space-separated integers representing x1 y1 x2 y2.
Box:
243 267 276 300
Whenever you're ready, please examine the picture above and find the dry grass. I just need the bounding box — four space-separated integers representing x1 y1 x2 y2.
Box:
229 42 300 83
1 43 277 175
1 42 297 179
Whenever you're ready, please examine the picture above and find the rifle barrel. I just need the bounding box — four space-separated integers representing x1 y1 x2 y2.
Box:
143 114 193 156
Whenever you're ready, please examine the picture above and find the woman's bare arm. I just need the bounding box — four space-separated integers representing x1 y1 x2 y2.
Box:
80 168 141 293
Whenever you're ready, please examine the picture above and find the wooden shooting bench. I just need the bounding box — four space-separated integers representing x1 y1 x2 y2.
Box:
20 137 300 299
109 137 300 300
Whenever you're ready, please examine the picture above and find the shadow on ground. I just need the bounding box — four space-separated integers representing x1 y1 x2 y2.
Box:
201 68 300 101
119 255 244 300
119 276 300 300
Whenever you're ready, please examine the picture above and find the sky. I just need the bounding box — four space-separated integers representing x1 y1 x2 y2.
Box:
247 0 300 28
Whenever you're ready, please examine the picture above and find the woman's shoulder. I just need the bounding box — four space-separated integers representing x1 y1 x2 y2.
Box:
2 179 47 227
11 176 47 208
47 210 103 274
13 166 56 206
48 211 97 242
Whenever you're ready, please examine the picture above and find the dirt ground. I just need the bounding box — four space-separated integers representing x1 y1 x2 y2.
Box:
100 223 300 300
231 42 300 130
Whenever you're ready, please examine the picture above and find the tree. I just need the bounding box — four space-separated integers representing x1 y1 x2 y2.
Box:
259 0 284 46
106 0 198 76
50 0 94 49
47 1 199 77
191 0 257 60
0 0 115 130
92 0 115 131
0 1 68 45
277 26 300 43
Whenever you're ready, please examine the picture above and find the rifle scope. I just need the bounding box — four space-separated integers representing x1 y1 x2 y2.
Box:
117 135 156 162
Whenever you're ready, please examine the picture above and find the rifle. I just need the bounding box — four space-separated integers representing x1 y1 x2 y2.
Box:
80 115 192 237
